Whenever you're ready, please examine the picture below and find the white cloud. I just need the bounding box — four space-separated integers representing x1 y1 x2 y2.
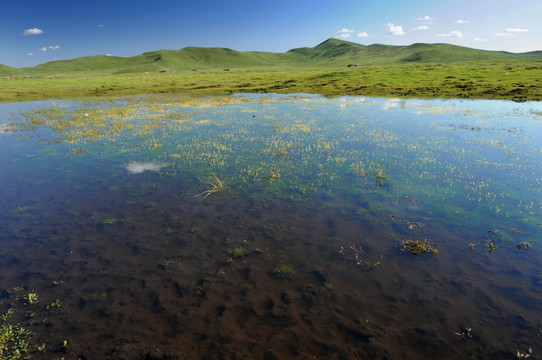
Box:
125 162 165 174
357 31 369 38
23 28 44 35
26 52 34 56
39 45 60 52
97 24 105 28
386 23 405 36
338 27 355 33
383 98 400 110
474 37 487 42
438 30 463 38
455 20 470 24
505 28 529 33
412 25 428 31
417 15 434 21
495 32 513 37
339 33 352 38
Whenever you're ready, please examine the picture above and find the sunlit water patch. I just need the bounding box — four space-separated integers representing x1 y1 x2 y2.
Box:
0 95 541 359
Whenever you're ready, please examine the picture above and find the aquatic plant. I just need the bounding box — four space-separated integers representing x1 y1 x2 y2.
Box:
401 239 438 256
406 221 425 230
69 147 88 155
195 173 229 198
0 322 32 358
25 293 38 306
229 247 246 258
102 218 120 226
455 327 472 340
517 347 533 359
484 239 497 253
271 265 296 279
263 167 280 181
46 300 61 311
338 244 365 265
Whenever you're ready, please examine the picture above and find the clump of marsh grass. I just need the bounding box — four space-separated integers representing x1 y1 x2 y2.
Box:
401 239 438 256
195 173 229 198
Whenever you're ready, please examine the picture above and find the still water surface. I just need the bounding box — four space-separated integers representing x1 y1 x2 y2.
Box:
1 94 541 359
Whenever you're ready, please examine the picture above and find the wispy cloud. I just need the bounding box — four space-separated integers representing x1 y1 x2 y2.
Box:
97 24 105 28
412 25 428 31
474 37 487 42
417 15 434 21
337 28 355 38
455 20 470 24
505 28 529 33
357 31 369 38
23 28 44 35
386 23 405 36
495 28 529 37
26 52 34 56
438 30 463 38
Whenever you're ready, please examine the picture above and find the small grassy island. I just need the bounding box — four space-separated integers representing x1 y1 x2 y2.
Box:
1 38 541 102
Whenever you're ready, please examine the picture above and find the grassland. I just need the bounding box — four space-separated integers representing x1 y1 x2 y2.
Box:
1 38 542 102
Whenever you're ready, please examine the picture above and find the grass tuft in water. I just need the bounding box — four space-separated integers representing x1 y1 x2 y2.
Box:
195 173 229 199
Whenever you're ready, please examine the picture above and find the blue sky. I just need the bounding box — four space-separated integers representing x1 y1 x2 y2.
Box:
1 0 540 68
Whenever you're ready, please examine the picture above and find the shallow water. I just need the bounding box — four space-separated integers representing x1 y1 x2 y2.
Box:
1 94 541 359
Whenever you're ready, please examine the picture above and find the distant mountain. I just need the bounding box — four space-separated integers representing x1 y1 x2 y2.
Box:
2 38 541 76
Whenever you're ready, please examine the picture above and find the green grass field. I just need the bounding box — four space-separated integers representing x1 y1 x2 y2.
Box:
1 38 542 102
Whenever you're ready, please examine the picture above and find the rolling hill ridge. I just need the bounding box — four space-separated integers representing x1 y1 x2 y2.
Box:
2 38 542 76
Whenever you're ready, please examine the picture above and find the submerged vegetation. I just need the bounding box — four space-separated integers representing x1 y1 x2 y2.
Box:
6 94 542 239
271 265 296 279
0 287 65 359
1 94 542 359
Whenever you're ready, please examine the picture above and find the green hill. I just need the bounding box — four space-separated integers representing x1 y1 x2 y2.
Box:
289 38 530 64
0 64 19 76
2 38 541 76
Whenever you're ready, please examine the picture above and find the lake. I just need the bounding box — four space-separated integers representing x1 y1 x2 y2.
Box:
1 94 541 359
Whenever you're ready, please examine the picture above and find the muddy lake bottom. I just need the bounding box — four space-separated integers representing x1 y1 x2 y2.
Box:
1 94 542 359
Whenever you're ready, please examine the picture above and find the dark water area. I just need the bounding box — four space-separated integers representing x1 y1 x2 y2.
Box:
1 95 542 359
